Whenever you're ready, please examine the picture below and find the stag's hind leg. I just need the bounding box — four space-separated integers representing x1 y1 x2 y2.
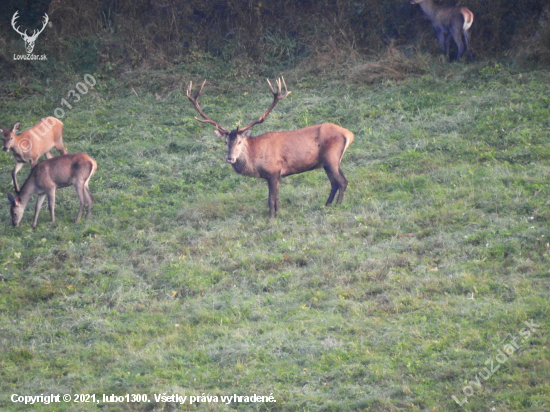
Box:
450 17 467 61
324 165 348 206
322 135 349 206
335 167 348 204
463 30 474 62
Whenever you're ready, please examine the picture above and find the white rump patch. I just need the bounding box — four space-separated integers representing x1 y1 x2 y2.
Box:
461 8 474 31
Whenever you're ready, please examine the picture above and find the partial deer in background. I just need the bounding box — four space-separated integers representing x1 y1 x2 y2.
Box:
187 78 354 218
1 117 68 193
411 0 474 62
7 153 97 228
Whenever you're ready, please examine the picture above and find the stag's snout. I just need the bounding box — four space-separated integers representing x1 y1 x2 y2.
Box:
3 147 9 152
226 156 236 164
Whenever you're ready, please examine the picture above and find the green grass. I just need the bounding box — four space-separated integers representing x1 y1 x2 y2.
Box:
1 61 549 411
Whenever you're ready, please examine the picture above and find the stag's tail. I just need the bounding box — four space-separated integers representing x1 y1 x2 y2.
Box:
339 129 354 164
84 158 97 187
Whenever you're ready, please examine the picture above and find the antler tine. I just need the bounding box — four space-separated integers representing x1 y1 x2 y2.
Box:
186 80 229 133
266 76 290 99
239 77 291 132
266 78 276 95
188 79 206 100
278 76 290 99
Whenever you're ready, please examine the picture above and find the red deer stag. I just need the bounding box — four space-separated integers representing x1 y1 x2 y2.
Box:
411 0 474 62
1 117 68 193
187 78 354 218
7 153 97 228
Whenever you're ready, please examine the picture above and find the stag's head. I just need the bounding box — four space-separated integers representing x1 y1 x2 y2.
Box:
186 78 291 163
11 11 49 54
1 122 20 152
214 128 253 164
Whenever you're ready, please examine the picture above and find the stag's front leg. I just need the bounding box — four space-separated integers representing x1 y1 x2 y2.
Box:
266 176 280 218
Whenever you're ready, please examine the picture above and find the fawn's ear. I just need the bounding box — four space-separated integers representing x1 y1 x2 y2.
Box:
7 194 21 206
12 122 21 133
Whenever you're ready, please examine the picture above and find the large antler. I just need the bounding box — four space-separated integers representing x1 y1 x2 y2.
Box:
186 80 230 133
11 11 49 41
239 77 291 133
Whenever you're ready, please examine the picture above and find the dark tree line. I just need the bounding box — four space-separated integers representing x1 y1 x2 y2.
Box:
0 0 548 77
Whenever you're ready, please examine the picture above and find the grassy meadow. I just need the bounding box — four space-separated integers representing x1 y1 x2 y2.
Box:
1 60 549 411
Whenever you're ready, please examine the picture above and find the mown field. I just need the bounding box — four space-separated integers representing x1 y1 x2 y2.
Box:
1 60 549 411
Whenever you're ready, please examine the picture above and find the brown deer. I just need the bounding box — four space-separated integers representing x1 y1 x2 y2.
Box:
187 78 354 218
411 0 474 62
7 153 97 228
1 117 68 193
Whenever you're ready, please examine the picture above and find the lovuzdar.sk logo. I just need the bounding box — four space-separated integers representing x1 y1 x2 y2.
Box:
11 11 49 61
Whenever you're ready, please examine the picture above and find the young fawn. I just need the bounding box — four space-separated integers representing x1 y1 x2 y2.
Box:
1 117 68 193
7 153 97 228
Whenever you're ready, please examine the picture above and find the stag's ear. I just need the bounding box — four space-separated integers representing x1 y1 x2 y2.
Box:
12 122 20 133
241 129 253 138
214 129 228 140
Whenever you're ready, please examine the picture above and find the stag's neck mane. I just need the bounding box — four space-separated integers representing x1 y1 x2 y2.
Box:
231 139 257 177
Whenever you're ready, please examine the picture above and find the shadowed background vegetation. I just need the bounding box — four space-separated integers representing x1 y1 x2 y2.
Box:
1 0 550 84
